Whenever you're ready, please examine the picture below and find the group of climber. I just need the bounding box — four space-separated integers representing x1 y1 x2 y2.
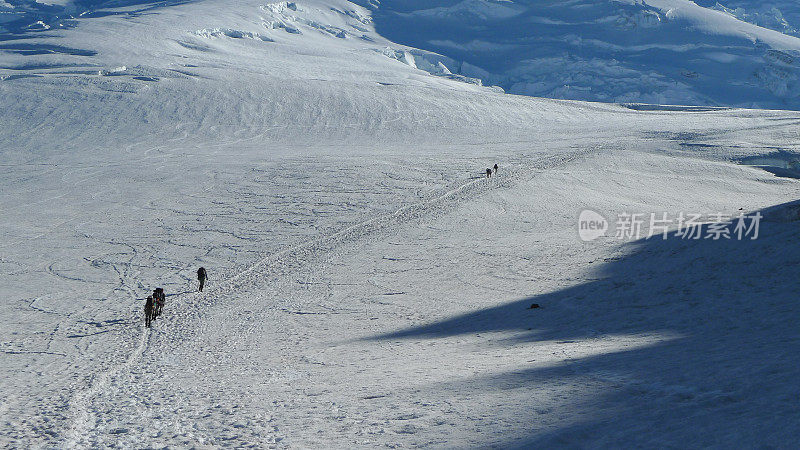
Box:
144 267 207 328
143 288 165 328
486 163 499 178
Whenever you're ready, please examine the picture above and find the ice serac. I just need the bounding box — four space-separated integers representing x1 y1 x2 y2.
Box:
365 0 800 108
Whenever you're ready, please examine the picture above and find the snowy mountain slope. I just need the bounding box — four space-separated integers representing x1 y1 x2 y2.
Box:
365 0 800 108
46 149 800 448
2 0 800 447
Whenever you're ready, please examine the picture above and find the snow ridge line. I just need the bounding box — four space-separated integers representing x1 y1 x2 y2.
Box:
64 327 150 449
62 147 598 445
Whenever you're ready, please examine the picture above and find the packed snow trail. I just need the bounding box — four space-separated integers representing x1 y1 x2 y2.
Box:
64 329 150 449
167 149 599 314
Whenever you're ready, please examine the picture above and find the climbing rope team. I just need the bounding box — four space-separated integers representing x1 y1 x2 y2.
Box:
143 266 207 328
486 163 499 178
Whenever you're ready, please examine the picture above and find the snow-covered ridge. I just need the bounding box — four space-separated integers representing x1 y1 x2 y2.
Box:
7 0 800 107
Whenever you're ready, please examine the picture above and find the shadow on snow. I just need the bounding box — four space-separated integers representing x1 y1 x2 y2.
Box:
368 200 800 447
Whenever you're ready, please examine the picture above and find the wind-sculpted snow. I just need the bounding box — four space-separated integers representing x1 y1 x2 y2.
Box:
194 27 274 41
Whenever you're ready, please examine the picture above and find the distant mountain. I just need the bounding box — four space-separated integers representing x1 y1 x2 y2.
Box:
359 0 800 108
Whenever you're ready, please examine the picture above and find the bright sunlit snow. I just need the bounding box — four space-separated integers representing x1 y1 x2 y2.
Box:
1 0 799 448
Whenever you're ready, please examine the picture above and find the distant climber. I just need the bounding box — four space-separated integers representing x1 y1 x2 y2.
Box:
153 288 165 317
151 289 160 319
486 168 492 178
493 163 498 174
144 295 154 328
197 267 207 292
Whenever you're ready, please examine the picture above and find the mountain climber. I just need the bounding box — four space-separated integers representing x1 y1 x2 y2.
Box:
144 295 154 328
153 288 165 317
197 267 207 292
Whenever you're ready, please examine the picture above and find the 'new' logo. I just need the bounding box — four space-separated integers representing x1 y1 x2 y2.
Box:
578 209 608 241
